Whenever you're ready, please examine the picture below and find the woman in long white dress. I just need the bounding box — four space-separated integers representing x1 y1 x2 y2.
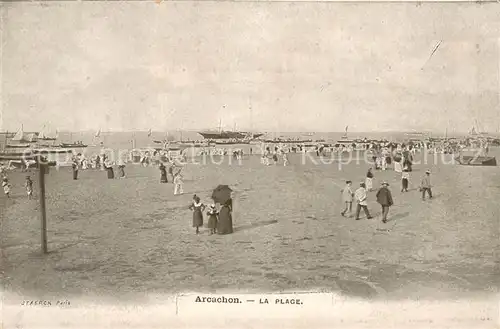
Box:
173 172 184 195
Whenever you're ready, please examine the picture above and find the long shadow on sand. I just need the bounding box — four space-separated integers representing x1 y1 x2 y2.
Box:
234 220 278 233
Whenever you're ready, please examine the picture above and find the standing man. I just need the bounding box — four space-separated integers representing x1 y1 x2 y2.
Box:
72 157 79 180
341 180 354 217
376 182 394 223
420 170 433 200
354 182 373 220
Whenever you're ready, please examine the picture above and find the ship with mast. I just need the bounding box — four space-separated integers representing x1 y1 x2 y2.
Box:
4 125 34 148
455 119 497 166
37 125 57 141
197 119 263 140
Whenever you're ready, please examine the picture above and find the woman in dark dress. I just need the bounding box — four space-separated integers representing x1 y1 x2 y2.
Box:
72 159 79 180
117 164 126 178
104 162 114 179
402 151 413 172
168 165 175 181
159 163 168 183
217 198 233 235
188 195 205 234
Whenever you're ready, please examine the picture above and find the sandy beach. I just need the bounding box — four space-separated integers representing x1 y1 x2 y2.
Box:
1 150 499 301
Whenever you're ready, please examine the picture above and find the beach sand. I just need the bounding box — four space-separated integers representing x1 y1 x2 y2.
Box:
1 150 498 301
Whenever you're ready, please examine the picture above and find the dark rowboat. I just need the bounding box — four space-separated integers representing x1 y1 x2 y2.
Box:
455 156 497 166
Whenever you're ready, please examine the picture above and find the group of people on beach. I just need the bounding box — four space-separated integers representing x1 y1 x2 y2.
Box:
1 174 34 200
261 147 289 166
188 194 234 235
71 154 126 181
341 163 434 223
68 150 189 196
159 162 184 195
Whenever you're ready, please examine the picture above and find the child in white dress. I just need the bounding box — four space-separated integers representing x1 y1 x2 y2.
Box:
2 177 11 198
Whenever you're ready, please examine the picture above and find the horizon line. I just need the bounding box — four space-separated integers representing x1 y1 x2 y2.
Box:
0 129 483 135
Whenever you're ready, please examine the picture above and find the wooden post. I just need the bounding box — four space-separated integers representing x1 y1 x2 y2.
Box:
38 156 48 253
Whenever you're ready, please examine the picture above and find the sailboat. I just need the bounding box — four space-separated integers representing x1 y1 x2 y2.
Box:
5 125 31 148
469 119 489 136
336 126 354 144
89 129 103 146
38 125 57 141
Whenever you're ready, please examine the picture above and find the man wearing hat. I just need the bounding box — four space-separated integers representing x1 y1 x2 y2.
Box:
420 170 433 200
354 182 373 220
376 181 394 223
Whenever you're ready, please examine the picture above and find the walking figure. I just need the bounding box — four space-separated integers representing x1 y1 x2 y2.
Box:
401 169 410 192
354 182 373 220
340 180 354 217
282 151 289 166
376 181 393 223
173 171 184 195
72 158 79 180
159 163 168 183
104 161 114 179
25 175 33 200
117 162 126 179
420 170 433 200
272 151 278 165
365 168 374 191
189 195 205 234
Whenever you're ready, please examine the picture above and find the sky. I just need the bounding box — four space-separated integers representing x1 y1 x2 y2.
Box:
1 2 499 133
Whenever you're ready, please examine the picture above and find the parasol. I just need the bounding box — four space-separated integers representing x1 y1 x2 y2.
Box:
211 185 233 204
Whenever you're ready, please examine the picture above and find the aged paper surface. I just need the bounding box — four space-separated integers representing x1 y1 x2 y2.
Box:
0 1 499 328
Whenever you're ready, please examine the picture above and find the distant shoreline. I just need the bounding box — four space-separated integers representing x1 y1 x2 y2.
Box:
0 130 487 136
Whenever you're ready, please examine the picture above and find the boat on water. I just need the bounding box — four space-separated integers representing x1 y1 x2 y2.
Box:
0 151 33 157
37 125 57 141
213 139 250 145
198 119 263 140
32 148 73 154
5 125 37 148
263 139 313 144
59 142 88 148
198 130 263 140
5 144 31 149
455 154 496 166
455 127 497 166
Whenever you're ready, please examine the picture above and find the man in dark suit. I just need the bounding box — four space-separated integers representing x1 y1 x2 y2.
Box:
376 181 394 223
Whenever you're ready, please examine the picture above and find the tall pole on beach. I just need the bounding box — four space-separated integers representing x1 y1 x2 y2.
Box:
38 156 48 254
